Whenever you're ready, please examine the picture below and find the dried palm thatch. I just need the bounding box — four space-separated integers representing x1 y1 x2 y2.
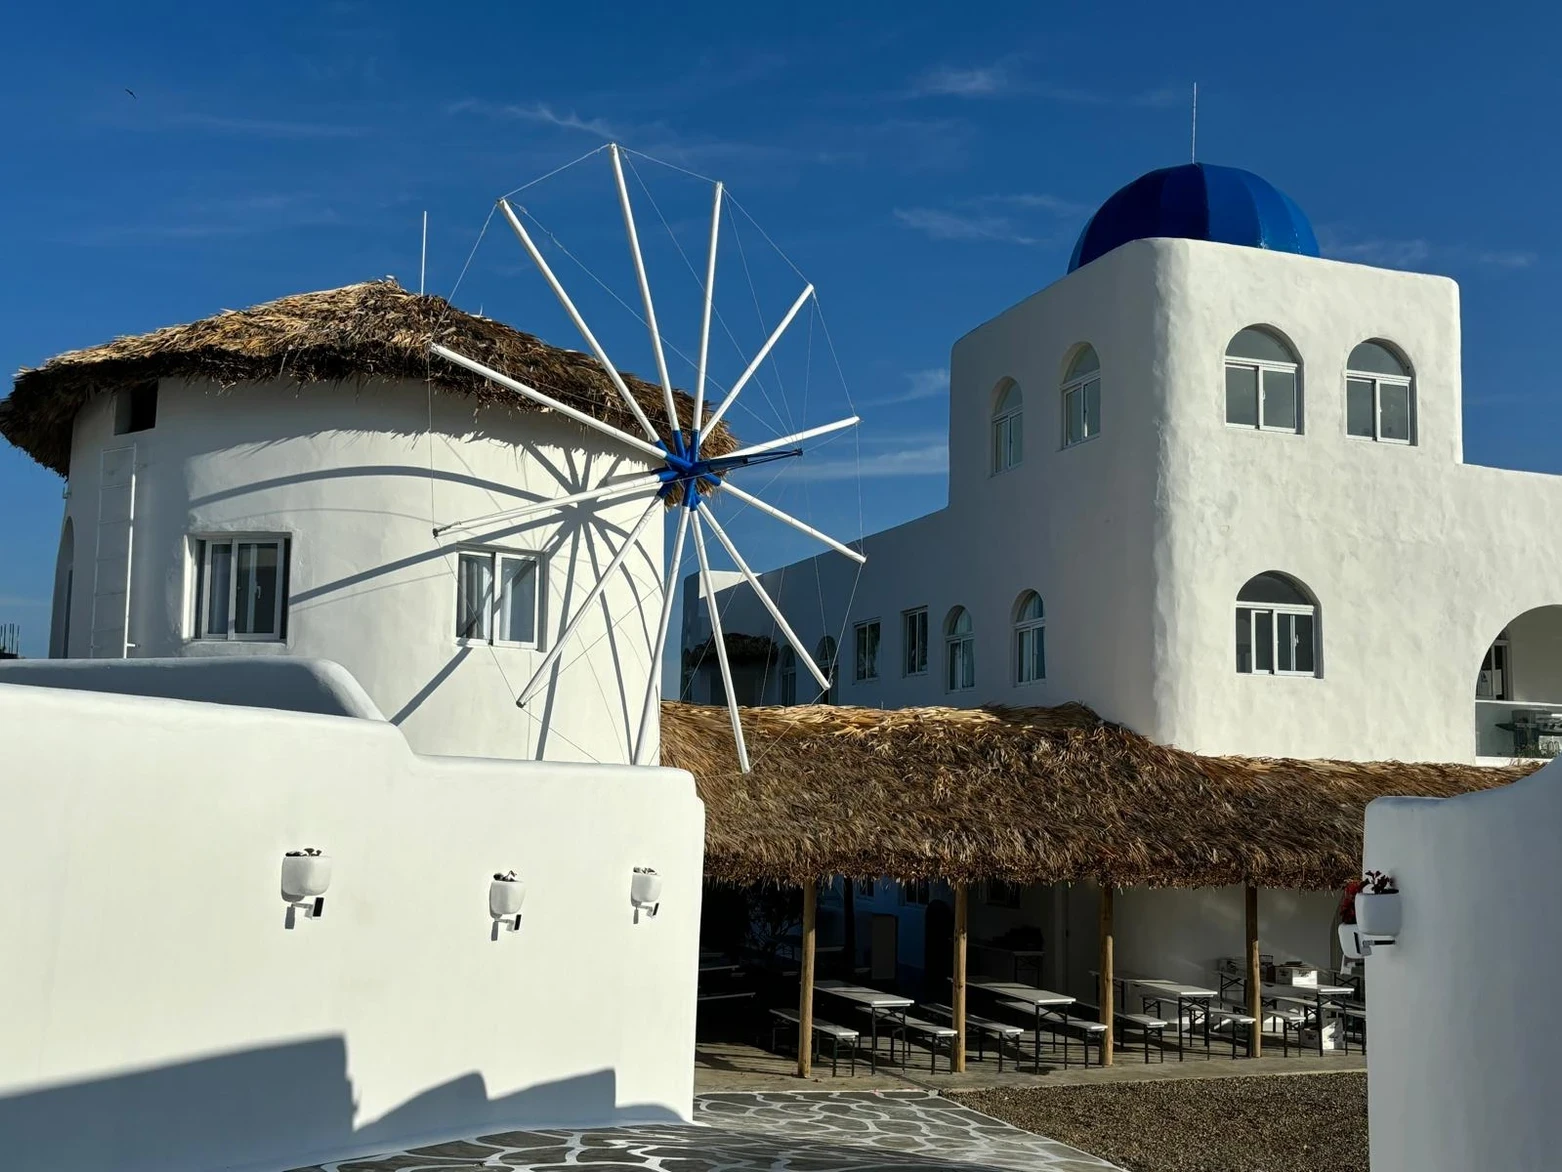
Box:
1 278 737 481
661 700 1538 891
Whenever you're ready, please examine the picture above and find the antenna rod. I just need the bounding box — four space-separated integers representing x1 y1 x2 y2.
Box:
420 211 428 295
1191 82 1198 163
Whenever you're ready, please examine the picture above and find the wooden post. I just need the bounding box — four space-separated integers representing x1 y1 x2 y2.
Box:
798 880 817 1078
953 881 969 1072
1099 885 1115 1066
1246 883 1262 1058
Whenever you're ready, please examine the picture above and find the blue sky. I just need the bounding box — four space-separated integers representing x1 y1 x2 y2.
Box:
1 0 1555 657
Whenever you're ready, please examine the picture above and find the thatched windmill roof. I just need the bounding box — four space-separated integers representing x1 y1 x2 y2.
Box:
1 278 737 476
660 700 1537 891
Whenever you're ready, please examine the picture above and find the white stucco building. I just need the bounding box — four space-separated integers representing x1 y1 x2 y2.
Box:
683 162 1562 999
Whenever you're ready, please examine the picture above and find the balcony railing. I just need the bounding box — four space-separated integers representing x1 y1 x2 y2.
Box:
1475 700 1562 760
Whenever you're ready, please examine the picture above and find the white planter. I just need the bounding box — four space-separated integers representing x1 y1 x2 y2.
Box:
489 877 527 919
281 854 332 902
1338 922 1366 960
630 869 663 908
1355 892 1401 938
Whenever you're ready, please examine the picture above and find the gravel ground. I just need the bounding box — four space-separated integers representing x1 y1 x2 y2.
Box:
952 1072 1366 1172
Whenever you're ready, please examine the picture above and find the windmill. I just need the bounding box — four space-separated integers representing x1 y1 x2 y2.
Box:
430 145 865 773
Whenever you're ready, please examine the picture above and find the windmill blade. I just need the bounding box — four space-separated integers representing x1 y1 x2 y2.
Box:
692 513 751 772
717 480 867 565
435 472 664 537
498 197 660 442
693 181 723 436
609 144 680 434
721 416 859 463
513 495 663 708
700 508 831 693
632 507 692 766
700 283 814 438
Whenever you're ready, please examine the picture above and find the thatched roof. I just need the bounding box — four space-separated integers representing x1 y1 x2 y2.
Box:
660 700 1538 891
2 278 736 477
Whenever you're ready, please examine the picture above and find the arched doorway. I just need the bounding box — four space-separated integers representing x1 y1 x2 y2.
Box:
1476 606 1562 759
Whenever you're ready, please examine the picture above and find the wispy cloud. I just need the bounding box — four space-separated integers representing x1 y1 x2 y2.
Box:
788 441 948 481
894 207 1040 245
968 191 1092 217
447 99 624 140
862 368 948 407
906 60 1180 108
1319 227 1538 272
912 64 1010 97
66 192 345 245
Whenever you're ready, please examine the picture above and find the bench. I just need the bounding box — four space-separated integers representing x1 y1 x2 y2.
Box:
769 1008 859 1076
1075 1001 1169 1064
1339 1003 1367 1054
998 1000 1108 1068
858 1008 958 1072
1204 1005 1258 1058
921 1003 1026 1071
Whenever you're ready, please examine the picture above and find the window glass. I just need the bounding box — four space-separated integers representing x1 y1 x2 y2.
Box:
1346 378 1375 437
235 541 279 636
1083 379 1101 438
1254 611 1274 672
903 608 928 675
1226 327 1296 364
207 542 232 637
1276 612 1297 672
457 552 493 641
1225 365 1259 427
855 621 880 681
1067 346 1100 379
1348 342 1408 377
1235 609 1252 672
1262 368 1298 430
996 382 1022 414
1238 573 1311 606
1066 386 1086 445
1292 612 1317 673
497 556 538 644
1379 382 1412 442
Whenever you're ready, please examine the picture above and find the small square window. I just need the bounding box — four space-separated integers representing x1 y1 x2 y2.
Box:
457 548 542 647
191 535 289 641
115 382 158 435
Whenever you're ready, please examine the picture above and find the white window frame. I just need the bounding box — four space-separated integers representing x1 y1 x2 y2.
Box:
992 386 1023 474
1346 371 1415 445
1236 602 1317 676
1062 372 1101 448
455 545 544 649
853 619 881 683
1225 356 1302 433
779 647 798 705
902 607 929 677
946 610 975 693
191 534 289 643
1014 595 1046 686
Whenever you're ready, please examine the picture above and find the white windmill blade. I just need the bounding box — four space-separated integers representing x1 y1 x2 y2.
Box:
497 197 661 442
435 472 664 537
700 282 814 439
514 495 663 708
609 144 680 433
431 344 667 464
693 181 723 436
692 513 751 773
632 506 692 767
721 416 860 463
716 480 867 565
700 508 831 693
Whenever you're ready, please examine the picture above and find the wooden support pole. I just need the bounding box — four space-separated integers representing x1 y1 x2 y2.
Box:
798 880 817 1078
1099 885 1115 1066
1246 882 1262 1058
953 881 969 1072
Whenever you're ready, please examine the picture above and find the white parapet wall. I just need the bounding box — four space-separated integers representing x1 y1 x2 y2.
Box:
1364 761 1560 1171
0 679 704 1172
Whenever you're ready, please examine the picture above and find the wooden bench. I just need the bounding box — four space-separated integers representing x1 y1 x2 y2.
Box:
921 1003 1026 1071
998 1000 1108 1068
859 1008 958 1072
1076 1001 1168 1064
769 1008 859 1076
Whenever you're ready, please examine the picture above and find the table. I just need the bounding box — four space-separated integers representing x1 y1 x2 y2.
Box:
1261 982 1355 1056
967 980 1075 1072
813 980 913 1074
1118 978 1217 1061
971 943 1046 984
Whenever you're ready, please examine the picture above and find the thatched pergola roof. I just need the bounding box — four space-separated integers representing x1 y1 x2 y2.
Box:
1 278 736 477
661 700 1537 891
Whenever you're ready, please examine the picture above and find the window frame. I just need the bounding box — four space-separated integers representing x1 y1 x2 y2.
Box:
190 534 290 643
454 544 544 650
1236 601 1318 677
902 606 929 677
945 607 975 693
1224 330 1302 434
1013 592 1046 686
899 879 932 907
853 618 881 683
1061 349 1101 449
991 381 1023 474
1346 370 1416 445
779 646 798 705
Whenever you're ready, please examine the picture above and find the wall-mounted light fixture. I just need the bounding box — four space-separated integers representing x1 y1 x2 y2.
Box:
490 870 526 937
281 848 331 928
631 867 662 923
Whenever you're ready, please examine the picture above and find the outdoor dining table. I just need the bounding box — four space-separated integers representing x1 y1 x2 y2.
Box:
1261 982 1356 1056
1117 978 1217 1061
966 980 1075 1073
813 979 913 1074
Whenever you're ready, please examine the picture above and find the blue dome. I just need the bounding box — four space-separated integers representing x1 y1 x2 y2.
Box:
1067 163 1319 273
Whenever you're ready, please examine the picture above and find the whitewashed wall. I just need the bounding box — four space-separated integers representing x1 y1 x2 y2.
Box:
56 377 664 764
1364 762 1562 1171
0 680 704 1172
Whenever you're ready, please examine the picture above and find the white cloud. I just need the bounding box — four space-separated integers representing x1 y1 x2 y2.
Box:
787 442 948 481
1319 228 1538 272
970 192 1091 217
862 368 948 407
912 64 1010 97
893 207 1039 245
447 99 623 140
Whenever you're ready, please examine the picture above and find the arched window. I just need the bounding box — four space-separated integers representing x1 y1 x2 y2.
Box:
945 607 975 692
779 646 797 706
1225 327 1300 433
1235 572 1318 675
991 380 1023 473
815 636 838 704
1062 347 1100 447
1013 591 1045 684
1347 341 1414 444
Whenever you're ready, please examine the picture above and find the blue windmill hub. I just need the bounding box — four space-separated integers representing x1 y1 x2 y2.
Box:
656 431 802 508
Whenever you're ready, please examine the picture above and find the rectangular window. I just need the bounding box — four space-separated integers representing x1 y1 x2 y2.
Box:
1227 363 1300 432
1238 606 1317 676
457 548 542 647
899 879 931 906
192 536 288 641
854 620 880 682
115 382 158 435
903 607 928 676
1348 376 1415 444
993 413 1022 472
1015 625 1045 684
947 636 975 691
1063 377 1100 447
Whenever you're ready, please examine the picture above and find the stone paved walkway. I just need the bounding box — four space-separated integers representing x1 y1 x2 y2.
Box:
289 1089 1122 1171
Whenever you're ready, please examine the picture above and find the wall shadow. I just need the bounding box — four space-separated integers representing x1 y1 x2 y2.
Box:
0 1036 676 1172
